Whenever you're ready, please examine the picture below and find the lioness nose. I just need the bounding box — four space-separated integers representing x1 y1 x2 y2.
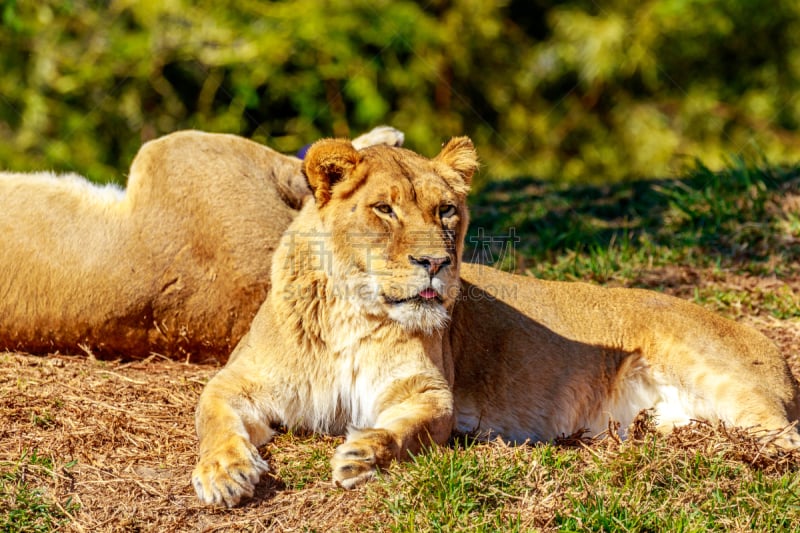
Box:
409 255 452 276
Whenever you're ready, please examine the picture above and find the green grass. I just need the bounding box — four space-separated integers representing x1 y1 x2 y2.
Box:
377 438 533 532
692 284 800 320
554 444 799 532
0 450 79 533
368 424 800 532
270 431 339 490
467 159 800 283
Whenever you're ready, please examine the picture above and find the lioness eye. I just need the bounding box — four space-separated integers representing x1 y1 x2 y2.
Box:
439 204 457 219
373 203 394 216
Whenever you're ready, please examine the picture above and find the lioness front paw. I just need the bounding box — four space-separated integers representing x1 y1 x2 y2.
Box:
331 428 398 489
192 436 269 507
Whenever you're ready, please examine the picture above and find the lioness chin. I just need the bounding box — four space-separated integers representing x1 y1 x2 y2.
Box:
193 138 800 507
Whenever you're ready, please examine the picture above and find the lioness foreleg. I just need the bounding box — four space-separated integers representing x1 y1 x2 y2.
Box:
331 373 454 488
192 369 274 507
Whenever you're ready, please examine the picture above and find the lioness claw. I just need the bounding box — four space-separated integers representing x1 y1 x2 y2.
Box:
192 438 269 507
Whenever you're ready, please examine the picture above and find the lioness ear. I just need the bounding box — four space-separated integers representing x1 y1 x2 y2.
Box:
435 137 479 192
302 139 360 206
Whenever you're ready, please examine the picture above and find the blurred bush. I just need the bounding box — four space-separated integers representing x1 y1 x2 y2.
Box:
0 0 799 185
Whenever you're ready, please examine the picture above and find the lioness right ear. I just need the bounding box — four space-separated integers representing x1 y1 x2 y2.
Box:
302 139 360 206
435 137 479 195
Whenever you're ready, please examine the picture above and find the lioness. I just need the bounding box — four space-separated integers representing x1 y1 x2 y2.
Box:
192 138 800 507
0 127 401 361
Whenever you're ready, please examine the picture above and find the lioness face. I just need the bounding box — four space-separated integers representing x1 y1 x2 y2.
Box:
303 138 478 333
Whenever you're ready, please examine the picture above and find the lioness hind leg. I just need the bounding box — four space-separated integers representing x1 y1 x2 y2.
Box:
761 423 800 450
647 363 800 451
727 397 800 451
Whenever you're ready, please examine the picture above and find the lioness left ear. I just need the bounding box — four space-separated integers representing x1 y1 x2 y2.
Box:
302 139 360 206
435 137 479 193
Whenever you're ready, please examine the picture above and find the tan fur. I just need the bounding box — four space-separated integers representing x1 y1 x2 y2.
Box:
3 128 795 506
0 127 402 361
192 137 800 507
451 264 800 447
193 138 477 506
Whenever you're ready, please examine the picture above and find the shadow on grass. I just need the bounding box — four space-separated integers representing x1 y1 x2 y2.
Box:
466 160 800 278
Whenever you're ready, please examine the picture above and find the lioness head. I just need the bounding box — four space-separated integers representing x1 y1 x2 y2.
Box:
301 137 478 333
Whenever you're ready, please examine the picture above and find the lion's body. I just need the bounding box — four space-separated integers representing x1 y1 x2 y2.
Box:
0 127 401 361
451 264 800 443
0 131 302 360
191 138 800 507
193 138 476 506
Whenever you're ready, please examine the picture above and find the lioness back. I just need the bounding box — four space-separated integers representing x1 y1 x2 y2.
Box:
0 127 404 360
0 131 302 361
451 263 800 447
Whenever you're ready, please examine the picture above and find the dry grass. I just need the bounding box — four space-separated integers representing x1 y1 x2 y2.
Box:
0 352 407 531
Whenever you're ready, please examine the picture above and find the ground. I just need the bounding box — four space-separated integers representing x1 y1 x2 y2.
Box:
2 265 799 532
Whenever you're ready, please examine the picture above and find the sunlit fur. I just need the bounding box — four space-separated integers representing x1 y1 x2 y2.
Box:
0 131 303 360
193 138 478 506
450 266 800 450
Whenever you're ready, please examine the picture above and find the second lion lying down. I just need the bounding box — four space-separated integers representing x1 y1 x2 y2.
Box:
192 137 800 506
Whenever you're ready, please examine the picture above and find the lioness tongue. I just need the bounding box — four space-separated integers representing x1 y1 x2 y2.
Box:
419 288 438 300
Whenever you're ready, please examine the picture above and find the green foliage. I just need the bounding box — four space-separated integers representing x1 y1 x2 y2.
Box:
1 1 799 184
0 450 79 533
